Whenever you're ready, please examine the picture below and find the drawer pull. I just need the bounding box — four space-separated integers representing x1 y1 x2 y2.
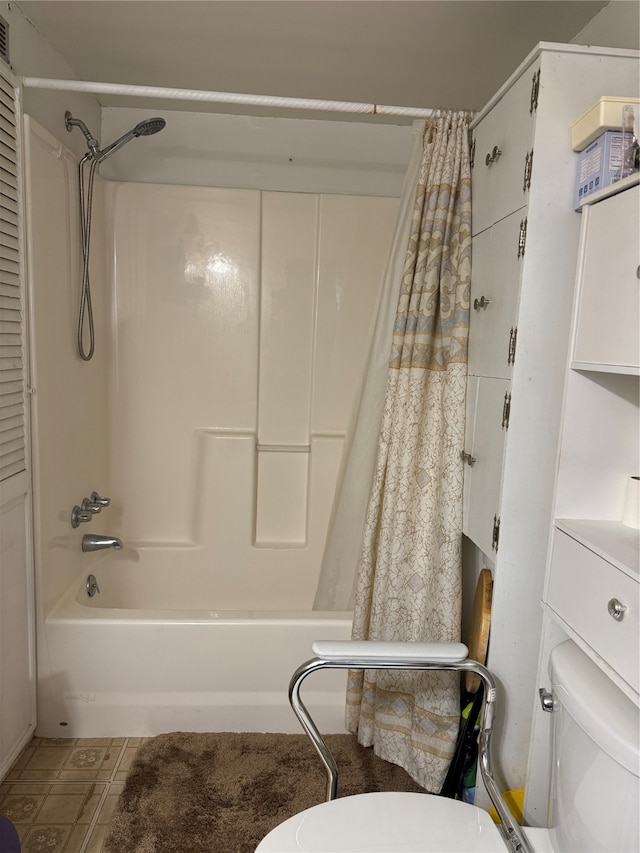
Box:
607 598 627 622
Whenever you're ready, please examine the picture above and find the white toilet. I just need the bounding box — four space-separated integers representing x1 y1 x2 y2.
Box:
257 640 639 852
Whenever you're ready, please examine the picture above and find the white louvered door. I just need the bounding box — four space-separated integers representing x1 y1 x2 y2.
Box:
0 63 35 779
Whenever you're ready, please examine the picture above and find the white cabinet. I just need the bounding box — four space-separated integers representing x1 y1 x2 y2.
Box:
544 177 640 703
572 184 639 372
462 44 639 800
526 177 640 825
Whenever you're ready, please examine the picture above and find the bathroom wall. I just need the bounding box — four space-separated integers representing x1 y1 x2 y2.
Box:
99 108 413 197
1 1 101 160
571 0 640 50
25 117 110 617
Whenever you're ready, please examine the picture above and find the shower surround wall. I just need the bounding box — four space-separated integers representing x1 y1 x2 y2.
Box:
105 182 398 608
26 112 408 734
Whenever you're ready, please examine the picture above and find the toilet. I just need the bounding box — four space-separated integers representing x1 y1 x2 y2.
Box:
256 640 639 852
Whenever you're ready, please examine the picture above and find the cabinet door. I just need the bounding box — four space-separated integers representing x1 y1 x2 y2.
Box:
463 376 511 558
471 61 538 236
468 209 525 380
573 185 640 371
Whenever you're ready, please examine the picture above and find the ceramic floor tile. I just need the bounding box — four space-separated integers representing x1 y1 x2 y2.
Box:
77 786 104 824
2 783 52 794
7 745 36 770
94 786 123 826
84 822 109 853
21 824 72 853
65 823 94 853
25 746 74 772
1 738 140 853
0 790 46 824
113 745 140 781
34 793 87 825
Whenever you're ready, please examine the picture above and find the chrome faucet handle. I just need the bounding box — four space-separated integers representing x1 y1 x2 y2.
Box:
71 505 92 528
81 497 102 514
90 491 111 507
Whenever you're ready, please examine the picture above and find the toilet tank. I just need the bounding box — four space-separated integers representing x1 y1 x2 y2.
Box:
548 641 639 853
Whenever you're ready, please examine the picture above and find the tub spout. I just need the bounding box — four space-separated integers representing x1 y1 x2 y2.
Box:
82 534 124 552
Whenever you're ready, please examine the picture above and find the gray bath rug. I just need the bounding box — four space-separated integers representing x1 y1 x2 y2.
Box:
104 731 426 852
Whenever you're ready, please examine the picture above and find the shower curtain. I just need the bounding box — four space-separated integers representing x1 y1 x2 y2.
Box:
314 121 426 613
337 113 471 792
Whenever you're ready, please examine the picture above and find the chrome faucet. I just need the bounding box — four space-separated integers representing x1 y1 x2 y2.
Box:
82 534 123 552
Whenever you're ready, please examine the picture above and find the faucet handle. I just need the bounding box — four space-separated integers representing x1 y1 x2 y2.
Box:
71 505 92 528
81 497 102 514
90 491 111 507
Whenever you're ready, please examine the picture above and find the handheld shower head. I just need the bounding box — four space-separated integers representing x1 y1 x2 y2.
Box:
63 111 166 163
95 116 166 162
133 117 166 137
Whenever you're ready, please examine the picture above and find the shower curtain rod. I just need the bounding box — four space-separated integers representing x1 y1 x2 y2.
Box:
21 76 438 119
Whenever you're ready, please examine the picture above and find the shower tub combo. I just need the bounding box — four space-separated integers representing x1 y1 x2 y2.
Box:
26 109 402 741
39 553 352 738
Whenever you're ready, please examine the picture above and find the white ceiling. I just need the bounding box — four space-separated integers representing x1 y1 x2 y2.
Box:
16 1 617 114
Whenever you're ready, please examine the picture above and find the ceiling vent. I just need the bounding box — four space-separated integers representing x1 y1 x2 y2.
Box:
0 15 9 65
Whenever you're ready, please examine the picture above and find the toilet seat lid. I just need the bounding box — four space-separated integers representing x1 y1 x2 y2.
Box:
256 791 509 852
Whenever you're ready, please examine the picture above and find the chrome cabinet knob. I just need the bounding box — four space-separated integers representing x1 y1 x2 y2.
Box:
485 145 503 166
461 451 477 467
473 296 491 310
608 598 627 621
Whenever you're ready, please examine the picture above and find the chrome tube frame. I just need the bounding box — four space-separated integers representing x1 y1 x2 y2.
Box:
288 654 533 853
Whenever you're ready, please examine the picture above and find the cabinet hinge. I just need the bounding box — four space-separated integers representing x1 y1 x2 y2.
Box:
507 326 518 366
492 515 500 551
469 132 476 169
530 69 541 115
501 391 512 429
523 149 534 192
517 217 528 259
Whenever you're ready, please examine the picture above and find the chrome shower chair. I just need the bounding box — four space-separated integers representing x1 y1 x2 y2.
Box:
287 640 532 853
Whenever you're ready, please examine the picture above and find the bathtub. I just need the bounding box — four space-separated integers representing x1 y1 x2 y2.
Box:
37 562 352 739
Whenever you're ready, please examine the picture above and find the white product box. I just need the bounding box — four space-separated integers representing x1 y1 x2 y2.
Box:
571 96 640 151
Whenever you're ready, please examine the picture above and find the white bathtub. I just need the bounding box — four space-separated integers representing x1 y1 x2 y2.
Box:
37 563 352 739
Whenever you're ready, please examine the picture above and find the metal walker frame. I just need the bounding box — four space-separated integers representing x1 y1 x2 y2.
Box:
287 640 533 853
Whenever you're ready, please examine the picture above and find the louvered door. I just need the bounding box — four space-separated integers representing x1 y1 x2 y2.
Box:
0 66 24 481
0 63 35 779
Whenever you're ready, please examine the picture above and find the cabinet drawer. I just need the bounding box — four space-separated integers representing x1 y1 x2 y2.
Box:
547 529 639 693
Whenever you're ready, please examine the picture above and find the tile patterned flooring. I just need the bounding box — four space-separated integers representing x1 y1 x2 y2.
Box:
0 737 146 852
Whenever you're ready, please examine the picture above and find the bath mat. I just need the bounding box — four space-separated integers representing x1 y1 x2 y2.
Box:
104 731 425 853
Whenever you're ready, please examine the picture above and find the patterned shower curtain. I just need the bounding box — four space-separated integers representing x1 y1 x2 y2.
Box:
346 112 472 793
